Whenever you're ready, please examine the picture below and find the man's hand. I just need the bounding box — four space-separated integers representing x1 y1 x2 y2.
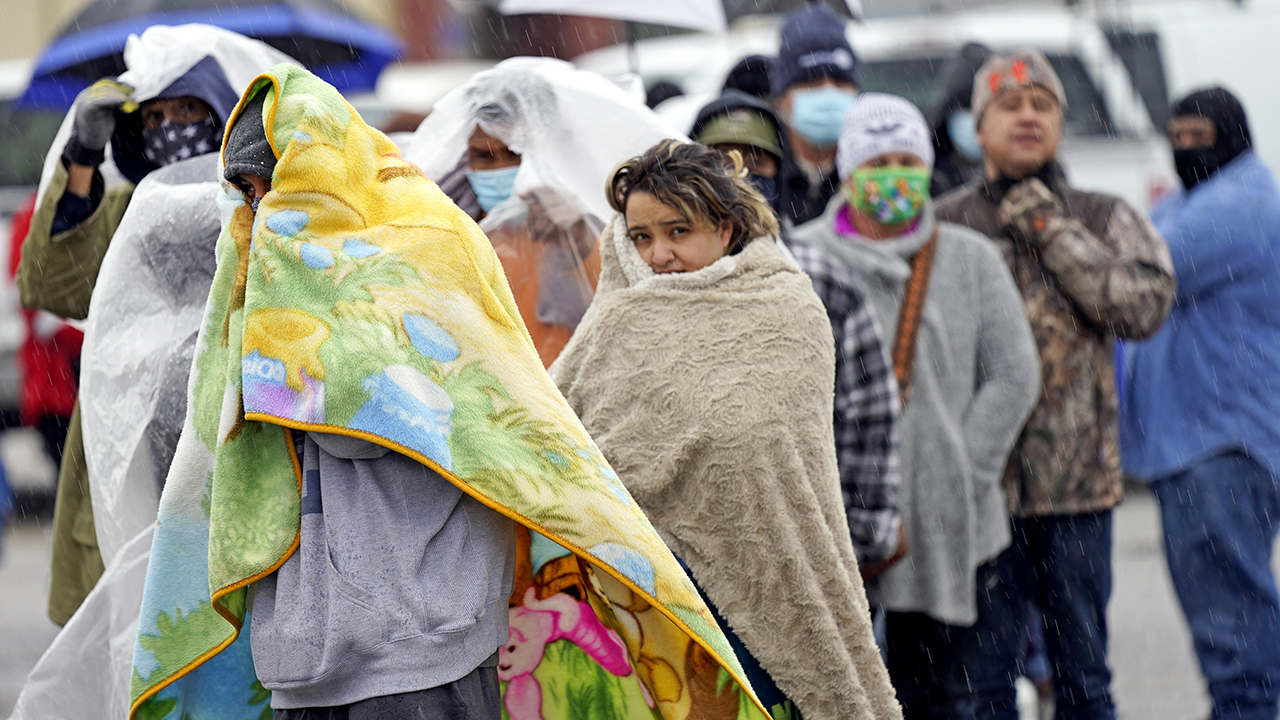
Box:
860 523 909 580
65 79 136 167
998 177 1066 245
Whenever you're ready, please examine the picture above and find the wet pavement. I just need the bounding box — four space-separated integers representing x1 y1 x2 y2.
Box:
0 485 1274 719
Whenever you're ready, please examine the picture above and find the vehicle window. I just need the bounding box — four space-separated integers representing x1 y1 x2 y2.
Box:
1043 53 1114 137
0 101 62 187
859 52 1115 137
858 56 949 112
1103 29 1170 128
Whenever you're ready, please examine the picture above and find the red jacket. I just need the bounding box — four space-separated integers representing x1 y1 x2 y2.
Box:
10 193 82 423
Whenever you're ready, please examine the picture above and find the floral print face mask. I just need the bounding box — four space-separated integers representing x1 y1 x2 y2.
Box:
846 166 931 225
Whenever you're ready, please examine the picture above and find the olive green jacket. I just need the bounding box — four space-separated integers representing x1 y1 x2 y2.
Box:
19 161 134 320
20 160 134 624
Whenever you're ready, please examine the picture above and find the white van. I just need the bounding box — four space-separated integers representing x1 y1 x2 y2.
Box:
576 7 1177 211
1121 0 1280 178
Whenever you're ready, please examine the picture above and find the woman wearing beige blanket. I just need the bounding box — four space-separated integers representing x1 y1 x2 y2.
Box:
550 140 902 720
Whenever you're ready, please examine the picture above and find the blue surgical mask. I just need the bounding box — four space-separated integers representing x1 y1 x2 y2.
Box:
789 86 858 147
947 110 983 162
466 166 519 213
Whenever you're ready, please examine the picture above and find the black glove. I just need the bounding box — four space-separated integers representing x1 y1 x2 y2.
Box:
63 79 136 167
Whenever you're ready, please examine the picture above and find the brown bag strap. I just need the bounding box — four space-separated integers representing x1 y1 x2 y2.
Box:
891 229 939 409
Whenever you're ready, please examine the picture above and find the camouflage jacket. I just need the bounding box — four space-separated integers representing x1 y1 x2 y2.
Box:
936 168 1175 516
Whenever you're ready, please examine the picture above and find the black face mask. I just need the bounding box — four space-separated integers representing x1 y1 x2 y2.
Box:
142 116 220 167
749 173 779 208
1174 144 1242 191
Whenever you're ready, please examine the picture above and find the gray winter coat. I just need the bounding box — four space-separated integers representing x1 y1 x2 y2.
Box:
791 199 1040 625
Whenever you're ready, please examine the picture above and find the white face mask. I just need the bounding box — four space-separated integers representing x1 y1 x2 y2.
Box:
947 110 983 162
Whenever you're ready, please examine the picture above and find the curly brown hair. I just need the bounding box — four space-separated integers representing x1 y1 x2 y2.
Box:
607 139 779 253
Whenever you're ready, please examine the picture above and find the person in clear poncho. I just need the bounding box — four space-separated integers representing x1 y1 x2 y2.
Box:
18 24 296 627
407 57 682 366
7 28 297 720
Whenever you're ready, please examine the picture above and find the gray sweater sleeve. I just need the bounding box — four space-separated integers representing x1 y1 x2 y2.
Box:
962 239 1042 489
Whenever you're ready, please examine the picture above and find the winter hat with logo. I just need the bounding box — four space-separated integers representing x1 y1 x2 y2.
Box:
837 93 934 178
970 50 1067 123
772 3 860 96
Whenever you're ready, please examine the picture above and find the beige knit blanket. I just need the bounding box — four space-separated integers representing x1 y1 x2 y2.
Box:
551 216 902 720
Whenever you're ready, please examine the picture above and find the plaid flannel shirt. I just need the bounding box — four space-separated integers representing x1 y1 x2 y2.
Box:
790 243 903 564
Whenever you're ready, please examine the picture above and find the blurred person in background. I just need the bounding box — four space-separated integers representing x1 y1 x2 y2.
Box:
935 50 1176 720
723 54 775 100
8 195 80 491
692 89 787 211
926 43 993 198
1122 87 1280 720
645 80 684 109
16 25 286 626
410 57 679 367
696 88 905 597
772 2 861 228
791 93 1040 719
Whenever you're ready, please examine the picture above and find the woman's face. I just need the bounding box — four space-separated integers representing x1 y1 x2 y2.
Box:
625 192 732 274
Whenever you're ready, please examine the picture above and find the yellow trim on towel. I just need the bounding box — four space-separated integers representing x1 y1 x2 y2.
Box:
129 425 305 719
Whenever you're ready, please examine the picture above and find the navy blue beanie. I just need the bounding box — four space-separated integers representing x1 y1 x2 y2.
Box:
773 3 860 96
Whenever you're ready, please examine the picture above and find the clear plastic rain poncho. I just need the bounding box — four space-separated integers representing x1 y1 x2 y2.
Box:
10 154 224 720
75 25 295 566
406 57 684 365
80 153 221 565
9 28 298 720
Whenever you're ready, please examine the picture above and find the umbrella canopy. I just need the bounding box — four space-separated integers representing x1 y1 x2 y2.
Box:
21 0 403 108
496 0 860 33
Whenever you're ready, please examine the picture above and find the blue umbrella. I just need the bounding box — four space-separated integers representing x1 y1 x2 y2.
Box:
20 0 404 108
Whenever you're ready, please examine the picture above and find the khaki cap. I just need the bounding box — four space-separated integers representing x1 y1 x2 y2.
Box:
694 108 782 159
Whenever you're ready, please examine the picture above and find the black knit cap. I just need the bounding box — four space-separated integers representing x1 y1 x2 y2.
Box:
772 3 860 96
1171 86 1251 152
222 88 277 185
723 55 775 101
1169 86 1251 189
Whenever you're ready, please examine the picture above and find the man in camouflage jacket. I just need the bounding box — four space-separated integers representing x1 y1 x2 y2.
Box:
935 50 1174 720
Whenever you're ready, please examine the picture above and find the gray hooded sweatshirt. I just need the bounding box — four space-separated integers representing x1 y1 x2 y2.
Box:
791 198 1040 625
250 432 516 709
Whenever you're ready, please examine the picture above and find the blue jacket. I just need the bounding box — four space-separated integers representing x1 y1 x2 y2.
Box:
1121 151 1280 479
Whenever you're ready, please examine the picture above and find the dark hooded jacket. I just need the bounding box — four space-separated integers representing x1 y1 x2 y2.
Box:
926 43 992 197
691 90 788 212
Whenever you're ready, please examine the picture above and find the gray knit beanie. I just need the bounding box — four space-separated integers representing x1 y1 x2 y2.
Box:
222 89 276 184
836 93 934 179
